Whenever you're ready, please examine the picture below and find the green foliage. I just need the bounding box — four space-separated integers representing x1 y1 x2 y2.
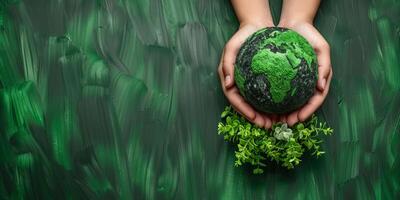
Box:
217 106 333 174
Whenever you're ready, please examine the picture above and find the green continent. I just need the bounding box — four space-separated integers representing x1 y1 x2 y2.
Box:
259 30 317 70
251 49 297 103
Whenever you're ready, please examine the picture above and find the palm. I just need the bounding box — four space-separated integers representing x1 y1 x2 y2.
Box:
218 24 276 129
278 22 333 126
219 23 332 128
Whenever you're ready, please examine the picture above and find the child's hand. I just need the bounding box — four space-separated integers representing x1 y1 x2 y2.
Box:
218 23 276 129
278 21 333 126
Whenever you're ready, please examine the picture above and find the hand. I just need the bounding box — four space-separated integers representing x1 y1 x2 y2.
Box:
277 21 333 126
218 23 277 129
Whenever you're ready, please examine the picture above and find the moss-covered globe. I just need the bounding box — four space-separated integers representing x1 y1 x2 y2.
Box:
234 27 318 114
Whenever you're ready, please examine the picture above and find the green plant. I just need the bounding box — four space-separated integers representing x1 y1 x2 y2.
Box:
217 106 333 174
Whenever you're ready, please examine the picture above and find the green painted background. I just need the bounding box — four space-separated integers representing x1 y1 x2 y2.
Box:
0 0 399 199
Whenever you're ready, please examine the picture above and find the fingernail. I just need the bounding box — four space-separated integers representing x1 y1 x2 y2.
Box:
225 75 231 86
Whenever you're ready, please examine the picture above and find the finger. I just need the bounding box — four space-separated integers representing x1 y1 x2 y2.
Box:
315 41 331 91
258 112 273 129
227 88 257 121
287 110 300 126
218 39 267 128
222 41 240 89
217 50 225 80
230 104 249 121
298 68 333 121
298 92 323 122
225 96 250 122
253 112 266 128
264 117 272 129
317 64 331 91
231 103 265 128
279 115 287 124
219 61 259 124
218 76 256 122
270 114 279 124
222 28 257 89
218 57 230 91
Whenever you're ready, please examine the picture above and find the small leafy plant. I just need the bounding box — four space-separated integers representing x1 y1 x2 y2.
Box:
217 106 333 174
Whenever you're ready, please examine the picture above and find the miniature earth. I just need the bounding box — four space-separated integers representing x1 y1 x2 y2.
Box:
234 27 318 114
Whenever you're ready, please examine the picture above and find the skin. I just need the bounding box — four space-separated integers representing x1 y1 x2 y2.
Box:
278 0 333 126
218 0 333 129
218 0 276 129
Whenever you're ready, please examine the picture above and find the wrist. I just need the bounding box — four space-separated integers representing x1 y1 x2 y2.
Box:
239 20 274 30
278 18 313 29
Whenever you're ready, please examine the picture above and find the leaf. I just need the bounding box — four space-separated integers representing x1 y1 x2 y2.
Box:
296 123 305 130
253 168 264 174
316 151 325 157
221 110 229 118
217 106 333 174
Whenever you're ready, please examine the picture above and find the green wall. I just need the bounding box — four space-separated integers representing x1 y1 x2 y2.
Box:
0 0 399 199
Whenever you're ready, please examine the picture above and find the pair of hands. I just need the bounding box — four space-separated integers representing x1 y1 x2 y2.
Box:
218 21 333 129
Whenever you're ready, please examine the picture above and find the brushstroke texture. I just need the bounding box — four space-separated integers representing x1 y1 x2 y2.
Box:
0 0 399 199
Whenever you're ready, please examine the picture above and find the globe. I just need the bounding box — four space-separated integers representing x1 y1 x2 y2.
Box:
234 27 318 114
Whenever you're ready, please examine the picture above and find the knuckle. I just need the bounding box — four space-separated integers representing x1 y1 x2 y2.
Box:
323 66 331 74
218 65 222 74
316 41 329 50
225 41 235 50
322 41 330 50
226 39 240 51
248 114 256 122
222 61 233 73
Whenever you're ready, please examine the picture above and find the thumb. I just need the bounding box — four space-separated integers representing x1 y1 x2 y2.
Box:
317 66 330 91
315 41 331 91
222 43 239 89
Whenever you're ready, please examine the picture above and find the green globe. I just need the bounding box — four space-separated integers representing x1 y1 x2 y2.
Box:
234 27 318 114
